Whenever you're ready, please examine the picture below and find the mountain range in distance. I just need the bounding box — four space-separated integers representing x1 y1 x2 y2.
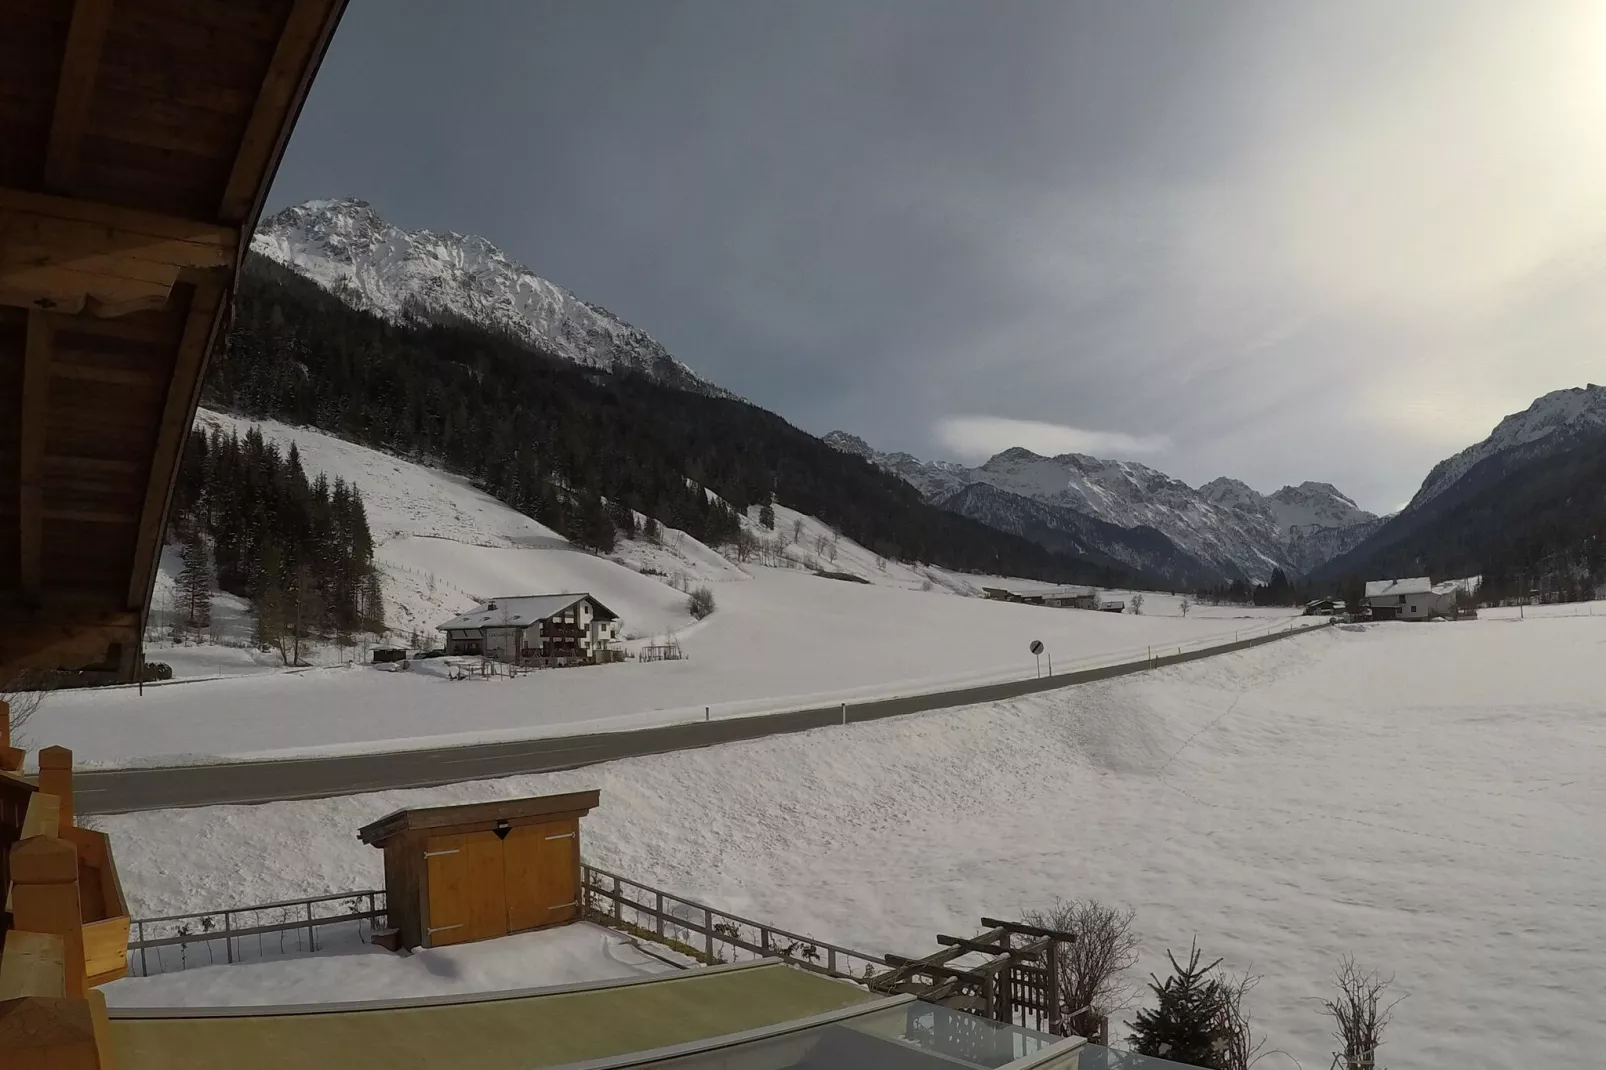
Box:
252 197 1606 592
823 432 1381 586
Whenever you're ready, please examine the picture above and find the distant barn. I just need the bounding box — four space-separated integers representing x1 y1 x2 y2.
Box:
980 585 1100 610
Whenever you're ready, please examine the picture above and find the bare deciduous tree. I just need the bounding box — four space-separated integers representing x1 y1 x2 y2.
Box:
1217 969 1264 1070
1023 898 1140 1041
1179 598 1192 618
1321 956 1401 1070
791 518 804 544
1131 593 1145 615
731 527 759 563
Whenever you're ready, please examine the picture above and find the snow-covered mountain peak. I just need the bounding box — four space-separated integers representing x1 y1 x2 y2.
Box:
1200 477 1261 511
1410 384 1606 508
1265 482 1372 532
822 431 876 459
833 433 1376 581
252 199 729 396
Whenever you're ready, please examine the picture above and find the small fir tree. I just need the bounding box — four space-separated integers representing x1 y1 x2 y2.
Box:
1128 941 1230 1069
759 500 776 530
178 531 214 631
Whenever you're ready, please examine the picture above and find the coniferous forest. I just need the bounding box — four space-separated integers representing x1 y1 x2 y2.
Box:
168 424 385 655
192 253 1145 588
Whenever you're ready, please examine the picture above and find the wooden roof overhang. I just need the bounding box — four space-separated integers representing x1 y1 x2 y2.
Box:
0 0 348 679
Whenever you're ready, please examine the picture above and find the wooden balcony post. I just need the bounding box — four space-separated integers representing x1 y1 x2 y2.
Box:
9 836 85 998
36 747 74 834
0 699 23 772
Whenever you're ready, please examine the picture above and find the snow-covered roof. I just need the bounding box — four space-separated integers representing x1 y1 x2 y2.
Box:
1364 577 1432 598
437 593 618 631
1034 586 1098 599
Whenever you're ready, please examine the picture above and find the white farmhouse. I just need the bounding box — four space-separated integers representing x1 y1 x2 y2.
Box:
1364 577 1455 621
438 593 622 664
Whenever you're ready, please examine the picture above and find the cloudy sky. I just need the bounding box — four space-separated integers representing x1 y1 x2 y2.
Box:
268 0 1606 512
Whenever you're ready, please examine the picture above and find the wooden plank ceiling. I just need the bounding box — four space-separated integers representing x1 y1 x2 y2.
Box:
0 0 347 678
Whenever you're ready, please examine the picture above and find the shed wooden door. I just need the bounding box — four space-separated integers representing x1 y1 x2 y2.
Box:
424 832 509 946
503 819 579 931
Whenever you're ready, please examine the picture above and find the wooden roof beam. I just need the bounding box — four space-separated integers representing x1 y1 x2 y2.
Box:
19 311 54 604
0 188 237 317
124 274 225 613
44 0 115 193
220 0 344 225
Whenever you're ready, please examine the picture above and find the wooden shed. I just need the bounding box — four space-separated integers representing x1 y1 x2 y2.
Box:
358 791 599 950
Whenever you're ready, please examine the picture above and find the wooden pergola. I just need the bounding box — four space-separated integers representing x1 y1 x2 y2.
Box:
0 0 348 680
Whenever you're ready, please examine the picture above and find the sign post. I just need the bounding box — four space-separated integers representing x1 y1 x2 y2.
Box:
1029 639 1044 678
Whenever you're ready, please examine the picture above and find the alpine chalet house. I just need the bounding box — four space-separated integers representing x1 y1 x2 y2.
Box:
1364 577 1455 620
439 595 622 664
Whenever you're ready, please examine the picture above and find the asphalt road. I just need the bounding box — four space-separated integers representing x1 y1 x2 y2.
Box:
75 622 1324 815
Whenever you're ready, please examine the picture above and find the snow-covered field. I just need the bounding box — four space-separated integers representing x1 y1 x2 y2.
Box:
90 615 1606 1066
32 569 1305 765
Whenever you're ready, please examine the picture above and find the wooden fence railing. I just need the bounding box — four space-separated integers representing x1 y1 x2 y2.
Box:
580 863 891 982
127 890 386 976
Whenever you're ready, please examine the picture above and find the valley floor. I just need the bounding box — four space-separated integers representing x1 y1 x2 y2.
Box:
29 568 1301 765
92 615 1606 1066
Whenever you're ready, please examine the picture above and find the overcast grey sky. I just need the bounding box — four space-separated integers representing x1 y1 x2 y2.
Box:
268 0 1606 512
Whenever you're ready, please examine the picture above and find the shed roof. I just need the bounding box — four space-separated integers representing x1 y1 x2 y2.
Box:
437 593 619 632
358 790 601 847
1364 577 1433 598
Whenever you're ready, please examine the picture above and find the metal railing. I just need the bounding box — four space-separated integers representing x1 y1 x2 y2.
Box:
580 863 890 982
128 889 386 977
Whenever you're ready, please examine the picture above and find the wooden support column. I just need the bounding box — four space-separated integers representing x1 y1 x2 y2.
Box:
36 747 74 834
0 993 110 1070
0 700 23 772
8 836 85 998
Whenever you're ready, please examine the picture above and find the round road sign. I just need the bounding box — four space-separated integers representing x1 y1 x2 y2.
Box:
1029 639 1044 655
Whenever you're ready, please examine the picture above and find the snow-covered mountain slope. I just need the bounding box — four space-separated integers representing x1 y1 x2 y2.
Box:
252 199 727 396
829 435 1376 583
189 409 734 648
935 483 1221 589
822 431 972 500
1408 384 1606 509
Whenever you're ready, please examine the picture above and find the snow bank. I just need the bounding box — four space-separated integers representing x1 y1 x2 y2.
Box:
90 615 1606 1066
103 923 677 1008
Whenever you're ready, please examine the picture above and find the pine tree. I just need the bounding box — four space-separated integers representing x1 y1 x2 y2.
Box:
255 574 289 664
178 531 214 632
759 500 775 530
359 569 386 635
1128 942 1230 1069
